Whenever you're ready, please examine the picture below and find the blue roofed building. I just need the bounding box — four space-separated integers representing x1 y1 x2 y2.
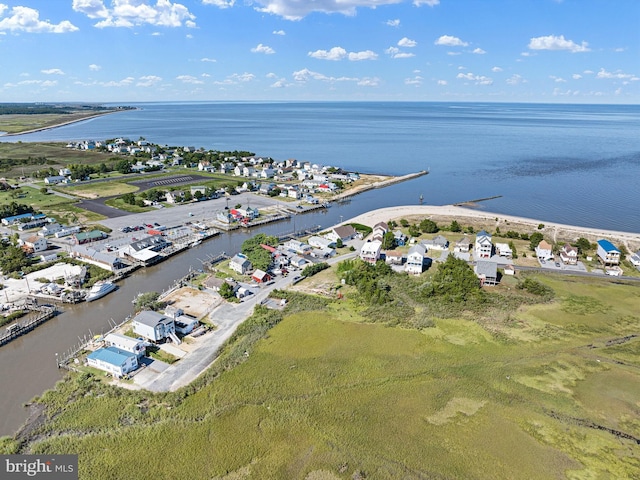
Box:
1 212 47 226
596 239 621 266
86 346 138 377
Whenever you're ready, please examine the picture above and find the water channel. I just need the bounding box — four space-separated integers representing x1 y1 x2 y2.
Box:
0 184 418 435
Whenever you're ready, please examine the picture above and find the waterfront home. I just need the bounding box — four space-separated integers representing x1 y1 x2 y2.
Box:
629 251 640 268
372 222 389 242
405 244 427 275
252 269 271 283
560 243 578 265
71 245 125 271
535 240 554 261
308 236 336 250
310 247 334 259
86 346 138 378
475 231 493 258
326 225 357 243
360 240 382 264
495 243 513 258
385 250 404 265
284 239 311 255
104 333 147 358
174 313 199 335
230 254 252 275
475 260 498 286
596 239 621 266
132 310 177 343
455 236 471 253
21 235 48 253
422 235 449 251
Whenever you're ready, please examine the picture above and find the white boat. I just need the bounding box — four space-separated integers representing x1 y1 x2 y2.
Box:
190 239 202 247
85 281 117 302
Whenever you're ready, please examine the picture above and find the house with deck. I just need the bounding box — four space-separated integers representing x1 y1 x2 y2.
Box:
475 260 498 286
230 254 252 275
455 236 471 253
475 231 493 258
535 240 554 261
359 240 382 264
405 244 427 275
596 239 620 266
495 243 513 258
104 333 147 358
86 347 138 377
326 225 357 243
372 222 389 242
560 243 578 265
132 310 178 343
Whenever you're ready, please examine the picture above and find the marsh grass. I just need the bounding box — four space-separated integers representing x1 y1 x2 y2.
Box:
17 272 640 479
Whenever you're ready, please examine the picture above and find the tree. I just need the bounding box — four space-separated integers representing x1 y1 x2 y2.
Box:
508 240 518 259
422 255 482 303
408 224 421 238
0 245 31 274
529 232 544 251
121 193 136 205
183 191 193 202
115 159 132 174
574 237 591 254
400 219 409 228
450 220 461 232
193 190 204 201
134 292 163 311
40 187 48 195
419 219 439 234
336 238 343 248
219 282 235 300
382 231 395 250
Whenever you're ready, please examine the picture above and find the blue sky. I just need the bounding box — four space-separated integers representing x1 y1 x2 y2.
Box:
0 0 638 103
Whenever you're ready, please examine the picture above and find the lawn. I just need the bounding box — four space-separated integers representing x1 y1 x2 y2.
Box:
15 272 640 479
63 181 139 199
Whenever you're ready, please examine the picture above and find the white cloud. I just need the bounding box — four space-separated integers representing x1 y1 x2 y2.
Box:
270 78 290 88
201 73 210 77
394 52 415 59
583 70 594 75
254 0 437 21
201 57 217 62
73 0 196 29
230 72 255 82
384 46 414 59
447 51 461 56
41 68 65 75
386 19 400 27
102 76 135 87
0 5 78 33
41 80 57 87
613 47 625 52
549 75 566 83
528 34 590 53
137 75 162 87
472 47 486 54
202 0 235 7
405 76 422 86
456 72 493 85
398 37 417 47
572 74 582 80
272 29 285 35
520 52 533 57
309 47 347 61
506 74 525 85
89 64 101 71
176 75 204 84
251 43 275 54
348 50 378 61
291 68 370 85
357 77 380 86
491 66 502 72
596 68 639 81
435 35 468 47
151 31 161 36
437 79 447 85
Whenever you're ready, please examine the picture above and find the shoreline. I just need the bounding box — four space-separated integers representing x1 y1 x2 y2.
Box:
344 204 640 248
0 110 124 138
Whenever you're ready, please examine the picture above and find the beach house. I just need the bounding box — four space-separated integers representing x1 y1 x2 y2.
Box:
535 240 554 261
104 333 147 358
86 347 138 378
230 254 252 275
132 311 177 343
475 231 493 259
359 240 382 264
475 260 498 286
405 244 427 275
596 240 620 266
560 243 578 265
326 225 357 243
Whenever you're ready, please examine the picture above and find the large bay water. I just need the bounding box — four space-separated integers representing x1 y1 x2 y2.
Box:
5 101 640 232
1 101 639 435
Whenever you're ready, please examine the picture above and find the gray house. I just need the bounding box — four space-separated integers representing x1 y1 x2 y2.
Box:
132 310 177 343
474 260 498 286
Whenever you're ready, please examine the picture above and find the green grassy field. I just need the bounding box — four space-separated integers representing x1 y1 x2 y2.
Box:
0 112 116 135
6 271 640 479
63 181 139 199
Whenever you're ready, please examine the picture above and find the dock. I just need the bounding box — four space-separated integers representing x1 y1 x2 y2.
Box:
0 303 59 347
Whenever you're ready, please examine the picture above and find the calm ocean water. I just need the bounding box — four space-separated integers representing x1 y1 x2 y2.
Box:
3 102 640 232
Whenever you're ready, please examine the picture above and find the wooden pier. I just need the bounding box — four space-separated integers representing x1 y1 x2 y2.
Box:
0 303 58 347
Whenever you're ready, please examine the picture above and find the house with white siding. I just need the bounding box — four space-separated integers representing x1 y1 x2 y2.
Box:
360 240 382 264
86 347 138 377
405 244 427 275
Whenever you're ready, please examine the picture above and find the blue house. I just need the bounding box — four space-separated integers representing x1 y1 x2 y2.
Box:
86 346 138 377
1 212 46 226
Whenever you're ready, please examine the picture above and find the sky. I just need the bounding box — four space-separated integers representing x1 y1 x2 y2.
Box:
0 0 638 103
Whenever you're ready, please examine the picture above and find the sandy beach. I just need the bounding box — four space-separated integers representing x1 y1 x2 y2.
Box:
0 110 123 137
344 205 640 250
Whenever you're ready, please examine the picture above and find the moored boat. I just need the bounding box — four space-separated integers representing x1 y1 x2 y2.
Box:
85 281 117 302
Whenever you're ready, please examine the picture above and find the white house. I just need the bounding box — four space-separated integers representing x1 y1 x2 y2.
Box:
308 236 336 249
22 235 48 253
422 235 449 251
86 347 138 377
284 239 311 255
629 251 640 268
596 239 620 266
455 236 471 253
44 175 66 185
475 231 493 259
326 225 357 243
132 311 177 343
535 240 554 261
405 244 427 275
495 243 513 258
372 222 389 242
104 333 147 358
560 243 578 265
230 253 252 275
39 223 63 237
359 240 382 264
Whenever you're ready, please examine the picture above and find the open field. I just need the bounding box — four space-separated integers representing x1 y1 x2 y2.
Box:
9 270 640 479
63 181 139 199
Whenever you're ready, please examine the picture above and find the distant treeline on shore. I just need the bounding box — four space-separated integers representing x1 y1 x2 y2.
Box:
0 104 132 115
